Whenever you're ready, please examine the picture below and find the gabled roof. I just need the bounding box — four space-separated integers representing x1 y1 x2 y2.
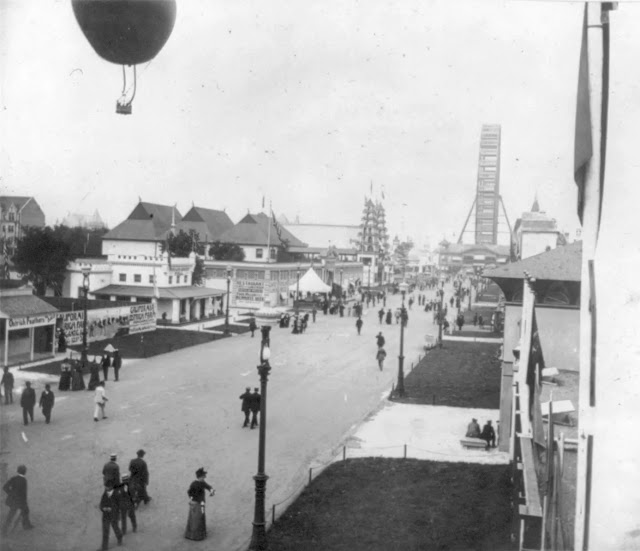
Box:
484 241 582 282
177 207 234 242
283 223 360 250
103 202 182 241
219 213 307 248
0 196 35 212
0 295 59 318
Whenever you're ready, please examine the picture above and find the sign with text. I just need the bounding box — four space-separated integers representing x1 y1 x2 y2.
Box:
234 279 265 307
58 303 156 346
9 313 57 329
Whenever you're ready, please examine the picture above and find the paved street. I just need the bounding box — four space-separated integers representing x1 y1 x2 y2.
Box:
0 291 449 551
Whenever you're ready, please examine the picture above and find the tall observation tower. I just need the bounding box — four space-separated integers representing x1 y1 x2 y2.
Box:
458 124 512 246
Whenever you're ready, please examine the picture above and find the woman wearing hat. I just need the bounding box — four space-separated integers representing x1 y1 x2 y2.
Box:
185 468 215 541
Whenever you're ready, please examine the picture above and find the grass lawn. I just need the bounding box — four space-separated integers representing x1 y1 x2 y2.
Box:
396 341 502 409
67 328 225 359
204 323 252 334
267 458 513 551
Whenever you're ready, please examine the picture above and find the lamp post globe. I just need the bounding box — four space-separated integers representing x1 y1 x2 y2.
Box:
396 281 409 397
224 265 232 336
249 299 280 551
80 267 91 367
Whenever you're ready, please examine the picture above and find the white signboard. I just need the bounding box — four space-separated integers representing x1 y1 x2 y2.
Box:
9 313 57 329
59 303 157 345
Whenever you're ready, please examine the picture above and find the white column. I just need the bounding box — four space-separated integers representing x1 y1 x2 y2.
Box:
29 326 34 361
575 4 603 549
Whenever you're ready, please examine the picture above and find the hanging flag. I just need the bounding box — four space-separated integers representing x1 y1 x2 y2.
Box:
573 6 592 225
262 195 265 209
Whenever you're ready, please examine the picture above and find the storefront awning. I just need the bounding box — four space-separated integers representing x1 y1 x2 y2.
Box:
92 284 225 300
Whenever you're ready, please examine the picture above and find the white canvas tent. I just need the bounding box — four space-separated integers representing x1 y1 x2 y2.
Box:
288 268 332 294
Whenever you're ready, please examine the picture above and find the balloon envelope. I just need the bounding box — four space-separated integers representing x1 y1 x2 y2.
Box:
72 0 177 65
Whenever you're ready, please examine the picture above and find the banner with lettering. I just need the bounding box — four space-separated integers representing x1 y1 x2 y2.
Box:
58 303 156 345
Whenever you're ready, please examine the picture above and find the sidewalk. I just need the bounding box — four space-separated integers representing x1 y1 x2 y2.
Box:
340 401 508 465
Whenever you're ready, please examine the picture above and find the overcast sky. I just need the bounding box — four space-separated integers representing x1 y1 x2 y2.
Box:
2 1 639 248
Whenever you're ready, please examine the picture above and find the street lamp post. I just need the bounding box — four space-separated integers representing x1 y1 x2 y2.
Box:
224 265 232 336
438 284 445 349
397 281 409 396
340 268 344 298
80 267 91 367
249 301 279 551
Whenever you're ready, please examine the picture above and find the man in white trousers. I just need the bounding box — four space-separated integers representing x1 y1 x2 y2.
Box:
94 381 108 422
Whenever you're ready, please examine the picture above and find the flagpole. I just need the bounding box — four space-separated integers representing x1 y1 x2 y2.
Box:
575 4 606 550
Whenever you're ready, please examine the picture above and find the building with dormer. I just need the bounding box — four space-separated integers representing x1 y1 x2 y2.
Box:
0 196 46 258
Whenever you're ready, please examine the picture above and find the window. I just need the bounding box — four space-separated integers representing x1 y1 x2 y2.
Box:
149 275 155 284
119 274 126 282
270 247 276 259
7 225 14 233
256 248 263 259
169 276 173 284
134 274 141 283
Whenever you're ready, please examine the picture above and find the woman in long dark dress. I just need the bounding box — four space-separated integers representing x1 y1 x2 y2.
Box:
185 468 215 541
87 357 101 391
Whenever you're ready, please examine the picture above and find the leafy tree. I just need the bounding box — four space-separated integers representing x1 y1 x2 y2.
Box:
208 241 245 261
192 256 205 286
163 230 203 257
54 225 109 258
13 226 73 295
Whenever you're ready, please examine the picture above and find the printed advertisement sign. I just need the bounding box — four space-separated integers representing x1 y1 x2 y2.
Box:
58 303 156 345
233 279 265 306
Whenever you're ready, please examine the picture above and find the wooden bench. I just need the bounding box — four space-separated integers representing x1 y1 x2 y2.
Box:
460 437 487 449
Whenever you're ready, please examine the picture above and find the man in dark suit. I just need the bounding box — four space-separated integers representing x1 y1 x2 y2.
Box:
1 366 14 404
116 475 137 534
39 384 55 424
249 388 261 429
20 382 36 426
129 449 151 505
239 387 252 428
2 465 33 535
99 482 122 550
103 454 121 488
481 420 496 449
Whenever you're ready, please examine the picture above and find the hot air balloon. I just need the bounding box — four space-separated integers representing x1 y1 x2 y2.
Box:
72 0 177 114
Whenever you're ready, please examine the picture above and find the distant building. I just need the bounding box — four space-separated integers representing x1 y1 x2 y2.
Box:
283 223 364 290
354 198 391 287
0 196 46 258
176 206 234 255
102 201 182 258
437 242 510 274
513 197 559 260
218 212 307 263
92 201 225 323
60 210 108 230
